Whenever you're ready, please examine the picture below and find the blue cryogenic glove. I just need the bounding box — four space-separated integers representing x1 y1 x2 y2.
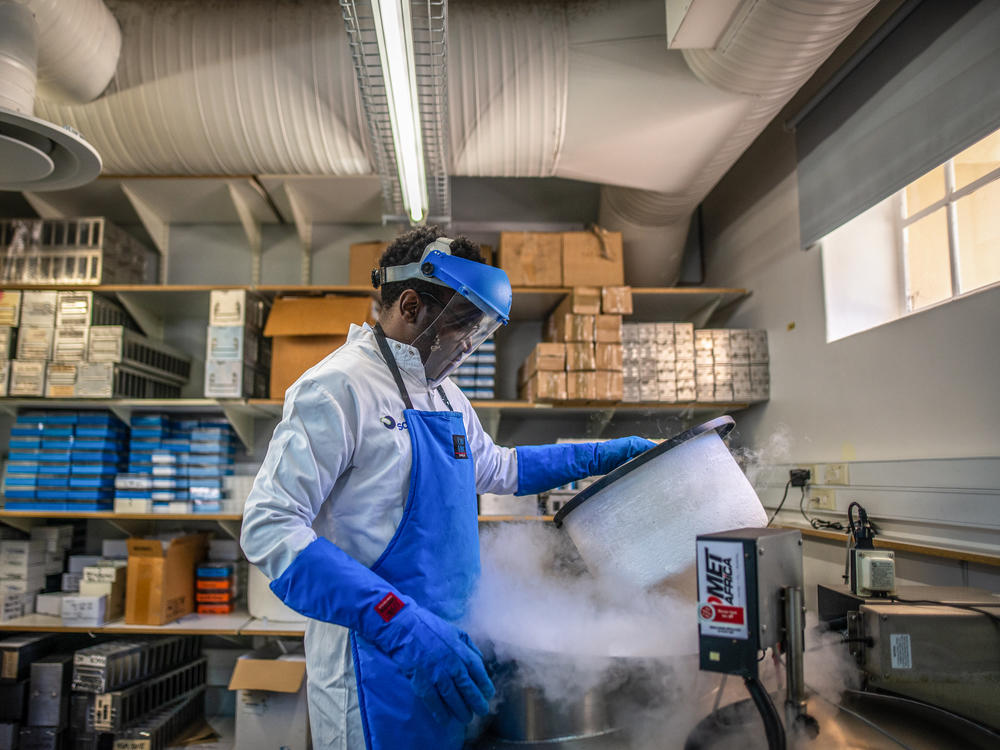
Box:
269 537 494 724
514 436 656 495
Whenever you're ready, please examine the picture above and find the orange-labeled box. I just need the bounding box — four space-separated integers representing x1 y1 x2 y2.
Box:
126 533 208 625
348 242 389 286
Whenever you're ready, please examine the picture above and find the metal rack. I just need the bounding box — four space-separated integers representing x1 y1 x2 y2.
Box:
340 0 450 225
93 657 207 732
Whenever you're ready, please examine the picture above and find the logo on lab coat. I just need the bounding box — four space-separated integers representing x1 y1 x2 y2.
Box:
380 415 408 430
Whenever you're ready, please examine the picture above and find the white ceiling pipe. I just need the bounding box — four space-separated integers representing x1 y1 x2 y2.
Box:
34 0 370 175
0 2 38 114
29 0 121 104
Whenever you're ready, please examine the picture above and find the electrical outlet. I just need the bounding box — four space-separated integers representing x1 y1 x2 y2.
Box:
808 489 836 511
824 463 849 485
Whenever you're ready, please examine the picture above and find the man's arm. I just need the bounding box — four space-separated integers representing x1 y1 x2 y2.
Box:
240 379 355 579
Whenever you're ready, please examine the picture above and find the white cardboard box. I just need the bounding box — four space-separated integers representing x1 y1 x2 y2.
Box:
230 647 311 750
61 594 107 627
36 592 70 617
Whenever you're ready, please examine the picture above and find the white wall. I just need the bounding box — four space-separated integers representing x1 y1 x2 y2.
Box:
700 121 1000 594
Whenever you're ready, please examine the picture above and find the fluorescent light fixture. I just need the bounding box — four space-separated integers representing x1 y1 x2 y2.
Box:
371 0 427 224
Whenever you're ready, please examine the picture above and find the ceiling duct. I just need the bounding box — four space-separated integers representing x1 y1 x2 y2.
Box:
0 0 119 191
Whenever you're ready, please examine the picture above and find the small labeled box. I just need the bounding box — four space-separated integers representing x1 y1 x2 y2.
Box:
657 381 677 403
45 363 77 398
0 290 22 327
9 360 46 397
20 291 57 328
16 327 54 360
565 343 597 371
749 330 769 362
566 372 597 401
595 315 622 343
674 322 694 343
210 289 268 328
52 326 90 361
595 343 623 371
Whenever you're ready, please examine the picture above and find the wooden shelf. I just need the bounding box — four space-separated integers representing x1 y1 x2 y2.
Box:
0 510 242 521
778 523 1000 568
0 284 749 325
0 611 255 635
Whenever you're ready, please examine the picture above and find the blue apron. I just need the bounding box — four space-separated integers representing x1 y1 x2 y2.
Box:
351 325 480 750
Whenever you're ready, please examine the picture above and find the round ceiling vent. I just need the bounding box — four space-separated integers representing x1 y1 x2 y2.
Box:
0 106 102 192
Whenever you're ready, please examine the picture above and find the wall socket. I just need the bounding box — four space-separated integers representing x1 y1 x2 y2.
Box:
823 463 849 485
808 489 837 511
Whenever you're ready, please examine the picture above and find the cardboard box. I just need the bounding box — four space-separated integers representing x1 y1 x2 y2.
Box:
9 360 46 397
0 290 21 327
125 533 208 625
229 647 311 750
16 326 53 360
349 242 389 286
20 292 57 328
263 296 374 399
561 229 624 287
519 371 567 402
565 343 596 371
545 313 594 343
498 232 563 286
595 315 623 343
595 371 623 402
552 287 601 316
595 343 623 371
601 286 633 314
61 595 106 628
518 342 565 384
566 372 597 401
44 363 77 398
210 290 269 328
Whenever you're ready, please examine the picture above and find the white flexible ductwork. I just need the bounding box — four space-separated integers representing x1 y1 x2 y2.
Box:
0 0 118 190
31 0 121 104
599 0 877 285
35 0 369 175
448 1 568 177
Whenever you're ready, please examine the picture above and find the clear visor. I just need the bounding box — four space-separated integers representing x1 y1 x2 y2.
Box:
411 293 504 387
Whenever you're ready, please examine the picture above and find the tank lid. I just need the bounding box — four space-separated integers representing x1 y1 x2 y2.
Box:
552 416 735 528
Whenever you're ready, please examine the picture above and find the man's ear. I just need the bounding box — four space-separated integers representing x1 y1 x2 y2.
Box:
398 289 422 325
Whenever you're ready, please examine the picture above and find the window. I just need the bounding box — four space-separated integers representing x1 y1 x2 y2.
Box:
821 127 1000 341
902 128 1000 311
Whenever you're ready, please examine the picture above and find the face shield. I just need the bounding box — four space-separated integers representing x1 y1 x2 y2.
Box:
375 238 513 387
411 291 506 387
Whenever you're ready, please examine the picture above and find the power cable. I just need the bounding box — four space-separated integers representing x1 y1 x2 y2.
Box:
766 480 792 527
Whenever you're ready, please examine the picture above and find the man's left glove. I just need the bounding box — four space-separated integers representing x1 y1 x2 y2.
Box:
515 436 656 495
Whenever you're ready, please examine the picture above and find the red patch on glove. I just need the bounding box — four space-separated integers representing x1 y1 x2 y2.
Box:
375 592 405 622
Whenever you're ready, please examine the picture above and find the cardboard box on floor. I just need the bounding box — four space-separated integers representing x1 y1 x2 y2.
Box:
229 645 311 750
126 533 208 625
348 242 389 286
264 295 375 398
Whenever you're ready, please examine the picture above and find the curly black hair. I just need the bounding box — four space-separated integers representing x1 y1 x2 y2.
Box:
377 225 484 308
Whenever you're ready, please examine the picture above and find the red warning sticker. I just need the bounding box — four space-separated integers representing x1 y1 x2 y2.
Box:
697 539 749 640
375 592 406 622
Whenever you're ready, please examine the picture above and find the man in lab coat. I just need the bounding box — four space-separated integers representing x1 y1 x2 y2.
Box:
240 227 653 750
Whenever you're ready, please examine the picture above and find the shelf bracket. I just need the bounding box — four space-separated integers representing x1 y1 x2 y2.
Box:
0 515 40 533
121 183 171 284
221 403 255 452
228 181 263 286
107 403 132 427
690 297 724 329
0 400 17 417
113 292 165 340
584 409 616 439
100 518 149 537
215 519 242 541
284 183 314 286
22 192 66 219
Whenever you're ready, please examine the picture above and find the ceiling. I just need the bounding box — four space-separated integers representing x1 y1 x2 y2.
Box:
0 0 882 284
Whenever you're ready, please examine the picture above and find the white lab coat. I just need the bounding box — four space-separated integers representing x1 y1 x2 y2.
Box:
240 322 519 749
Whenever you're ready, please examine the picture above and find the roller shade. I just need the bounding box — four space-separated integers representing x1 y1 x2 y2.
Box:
796 0 1000 248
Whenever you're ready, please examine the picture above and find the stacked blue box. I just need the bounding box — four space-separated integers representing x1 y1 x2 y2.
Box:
2 410 128 511
115 415 237 513
188 420 236 513
452 337 497 400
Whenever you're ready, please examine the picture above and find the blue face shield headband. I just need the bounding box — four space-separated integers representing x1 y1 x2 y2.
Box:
374 239 513 387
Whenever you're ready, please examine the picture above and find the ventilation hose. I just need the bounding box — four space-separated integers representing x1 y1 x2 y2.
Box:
745 675 787 750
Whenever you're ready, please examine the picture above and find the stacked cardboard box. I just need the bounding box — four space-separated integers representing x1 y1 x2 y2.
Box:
622 324 770 403
195 562 239 615
0 540 44 622
519 287 627 402
497 230 625 287
452 337 496 400
2 410 128 511
115 416 238 514
204 289 271 398
67 561 127 626
125 533 208 625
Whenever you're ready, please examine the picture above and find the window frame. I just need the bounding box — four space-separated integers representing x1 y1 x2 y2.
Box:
899 158 1000 312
